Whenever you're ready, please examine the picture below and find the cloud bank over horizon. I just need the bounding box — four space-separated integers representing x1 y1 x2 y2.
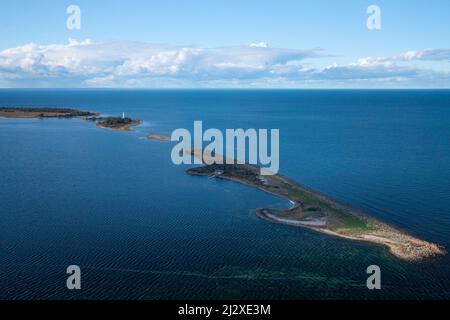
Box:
1 39 449 88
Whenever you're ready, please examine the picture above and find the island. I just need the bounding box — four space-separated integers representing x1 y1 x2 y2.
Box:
0 107 97 118
0 107 141 131
90 116 141 131
186 157 445 261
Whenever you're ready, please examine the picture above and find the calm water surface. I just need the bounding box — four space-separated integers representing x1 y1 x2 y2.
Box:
1 89 449 299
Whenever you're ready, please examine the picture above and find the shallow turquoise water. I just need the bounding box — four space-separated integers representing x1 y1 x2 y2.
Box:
1 89 450 299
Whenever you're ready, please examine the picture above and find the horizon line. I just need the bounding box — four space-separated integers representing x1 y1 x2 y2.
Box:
1 87 450 91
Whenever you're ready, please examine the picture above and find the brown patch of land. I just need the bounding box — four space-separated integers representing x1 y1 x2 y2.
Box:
143 134 171 141
185 151 445 261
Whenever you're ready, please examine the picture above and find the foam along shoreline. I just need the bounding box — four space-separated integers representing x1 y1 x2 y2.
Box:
263 209 327 227
185 150 445 261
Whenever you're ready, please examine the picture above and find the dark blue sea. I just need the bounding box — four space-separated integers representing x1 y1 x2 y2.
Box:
1 89 450 299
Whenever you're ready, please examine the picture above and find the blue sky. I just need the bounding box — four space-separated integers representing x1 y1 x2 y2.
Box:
1 0 450 88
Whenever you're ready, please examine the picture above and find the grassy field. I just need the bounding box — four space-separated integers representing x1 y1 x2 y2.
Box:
281 181 369 233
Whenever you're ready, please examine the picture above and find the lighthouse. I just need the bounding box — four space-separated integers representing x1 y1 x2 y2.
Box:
122 112 125 119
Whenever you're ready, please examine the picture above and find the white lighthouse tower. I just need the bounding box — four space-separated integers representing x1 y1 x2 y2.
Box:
122 112 125 119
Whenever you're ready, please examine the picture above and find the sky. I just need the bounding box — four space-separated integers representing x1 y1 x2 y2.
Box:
0 0 450 88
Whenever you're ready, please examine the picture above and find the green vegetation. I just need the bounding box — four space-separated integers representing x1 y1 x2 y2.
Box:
95 116 140 130
281 181 369 233
0 107 96 118
98 117 133 126
328 210 369 233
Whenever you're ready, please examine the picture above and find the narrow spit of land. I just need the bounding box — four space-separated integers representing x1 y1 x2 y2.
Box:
185 149 445 261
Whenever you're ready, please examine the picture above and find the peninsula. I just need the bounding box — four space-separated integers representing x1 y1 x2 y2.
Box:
186 158 445 261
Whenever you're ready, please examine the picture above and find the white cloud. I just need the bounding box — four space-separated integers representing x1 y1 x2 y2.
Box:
0 39 449 88
250 42 269 48
399 49 450 61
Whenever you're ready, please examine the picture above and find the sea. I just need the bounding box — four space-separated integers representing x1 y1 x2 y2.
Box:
0 89 449 299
